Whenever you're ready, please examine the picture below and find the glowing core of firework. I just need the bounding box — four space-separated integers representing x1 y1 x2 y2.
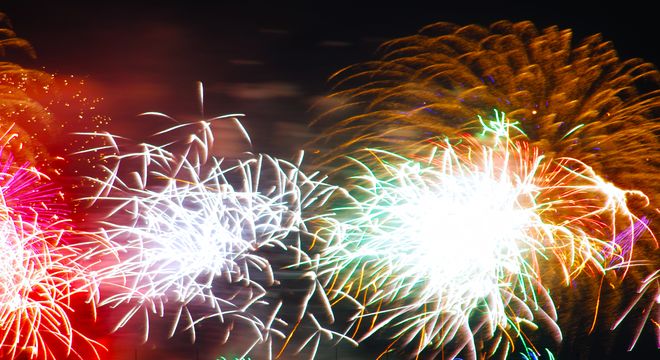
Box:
348 149 536 324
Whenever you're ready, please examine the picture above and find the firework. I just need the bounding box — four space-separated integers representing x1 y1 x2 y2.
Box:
308 117 650 359
312 21 659 356
0 137 102 360
83 99 344 358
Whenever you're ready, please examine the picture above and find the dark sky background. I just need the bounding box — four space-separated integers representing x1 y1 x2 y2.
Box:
2 1 658 158
1 2 658 359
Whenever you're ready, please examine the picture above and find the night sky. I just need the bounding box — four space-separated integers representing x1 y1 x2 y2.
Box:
1 1 658 359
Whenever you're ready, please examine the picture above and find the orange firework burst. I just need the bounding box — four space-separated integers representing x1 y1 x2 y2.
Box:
314 21 659 208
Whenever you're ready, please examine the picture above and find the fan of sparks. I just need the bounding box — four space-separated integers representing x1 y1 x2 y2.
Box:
309 112 653 359
1 129 103 360
81 103 346 357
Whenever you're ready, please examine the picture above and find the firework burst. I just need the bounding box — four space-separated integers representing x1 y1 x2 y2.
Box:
0 132 103 360
308 116 651 359
81 96 347 358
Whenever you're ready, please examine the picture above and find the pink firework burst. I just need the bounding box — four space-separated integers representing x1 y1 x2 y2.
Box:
1 127 105 360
